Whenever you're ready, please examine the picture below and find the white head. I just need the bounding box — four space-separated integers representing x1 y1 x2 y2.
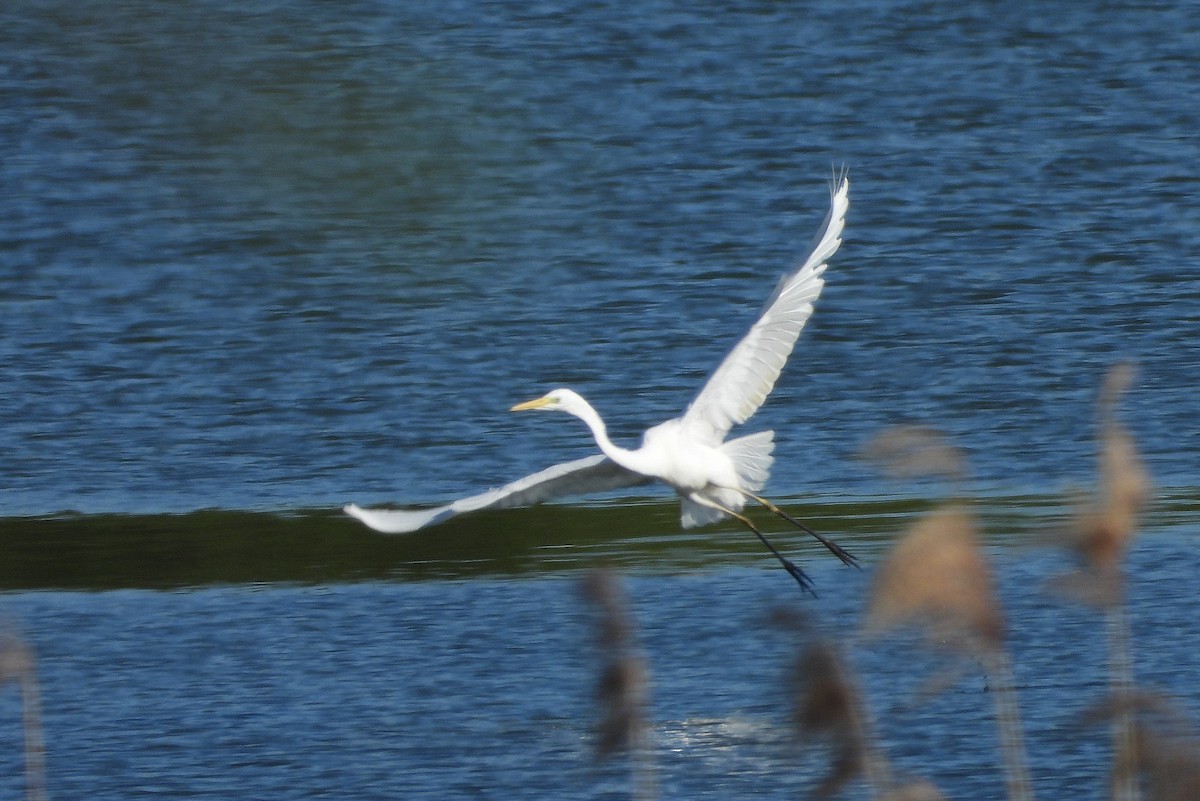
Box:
509 388 590 417
510 387 619 460
511 388 590 412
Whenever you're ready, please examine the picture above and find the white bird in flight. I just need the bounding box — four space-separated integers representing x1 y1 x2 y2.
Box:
346 173 855 591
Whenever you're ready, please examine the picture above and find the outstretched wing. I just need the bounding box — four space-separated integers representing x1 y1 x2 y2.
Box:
681 173 849 445
344 454 653 533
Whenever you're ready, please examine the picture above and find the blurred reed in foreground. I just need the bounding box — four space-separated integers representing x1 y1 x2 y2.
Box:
1 628 45 801
582 570 657 801
1063 363 1150 801
578 365 1193 800
856 420 1031 801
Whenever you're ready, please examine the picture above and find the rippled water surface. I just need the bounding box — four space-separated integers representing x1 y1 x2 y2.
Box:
3 0 1198 515
2 0 1199 797
5 535 1200 800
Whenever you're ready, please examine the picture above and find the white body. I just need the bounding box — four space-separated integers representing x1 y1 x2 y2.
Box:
346 174 849 534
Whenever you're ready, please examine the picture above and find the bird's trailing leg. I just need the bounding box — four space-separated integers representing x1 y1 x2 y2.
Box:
697 497 816 596
735 490 859 570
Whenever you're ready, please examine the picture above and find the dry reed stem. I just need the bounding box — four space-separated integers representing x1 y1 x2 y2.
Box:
1056 364 1149 801
1095 366 1146 801
580 570 657 801
982 648 1034 801
1 630 46 801
1108 607 1139 801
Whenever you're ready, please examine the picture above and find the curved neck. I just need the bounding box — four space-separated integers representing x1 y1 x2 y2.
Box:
569 399 644 473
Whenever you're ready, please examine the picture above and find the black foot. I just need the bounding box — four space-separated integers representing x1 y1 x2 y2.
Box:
782 557 817 597
776 510 860 570
818 534 860 571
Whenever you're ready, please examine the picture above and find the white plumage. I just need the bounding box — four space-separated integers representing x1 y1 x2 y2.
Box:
345 173 854 590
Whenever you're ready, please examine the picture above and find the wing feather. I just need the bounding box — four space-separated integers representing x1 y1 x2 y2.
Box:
344 454 653 533
681 173 849 444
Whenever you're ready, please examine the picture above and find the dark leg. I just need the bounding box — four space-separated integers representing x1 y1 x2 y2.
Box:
739 490 859 570
701 498 816 596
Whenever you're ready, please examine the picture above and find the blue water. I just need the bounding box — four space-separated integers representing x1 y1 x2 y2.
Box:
5 538 1200 800
3 0 1198 516
3 0 1200 797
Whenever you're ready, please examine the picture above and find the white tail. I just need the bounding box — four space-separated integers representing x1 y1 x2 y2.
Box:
722 430 775 492
678 431 776 529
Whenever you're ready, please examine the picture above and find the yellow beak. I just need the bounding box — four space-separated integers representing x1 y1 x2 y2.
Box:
510 395 554 412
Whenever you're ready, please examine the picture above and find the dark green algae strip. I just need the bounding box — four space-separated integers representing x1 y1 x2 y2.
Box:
1 490 1196 591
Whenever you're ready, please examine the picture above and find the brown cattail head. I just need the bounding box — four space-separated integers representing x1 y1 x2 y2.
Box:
1067 364 1151 601
793 640 860 741
1134 724 1200 801
1084 691 1200 801
795 640 868 798
771 607 873 799
865 507 1004 653
1096 364 1149 562
581 570 650 759
881 780 949 801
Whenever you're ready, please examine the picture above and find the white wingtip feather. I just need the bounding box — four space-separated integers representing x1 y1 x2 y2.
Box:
680 173 849 443
800 174 848 274
343 503 446 534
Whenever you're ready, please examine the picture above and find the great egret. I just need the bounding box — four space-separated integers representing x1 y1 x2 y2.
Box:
346 173 855 591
